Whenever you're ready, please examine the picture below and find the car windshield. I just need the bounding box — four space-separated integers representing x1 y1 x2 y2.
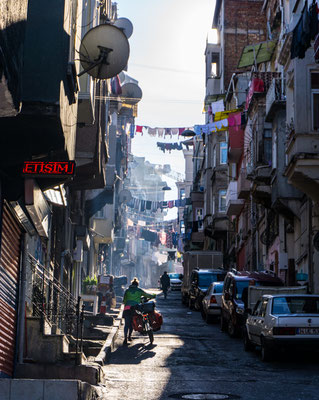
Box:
199 273 225 287
272 297 319 314
168 273 180 279
213 283 224 294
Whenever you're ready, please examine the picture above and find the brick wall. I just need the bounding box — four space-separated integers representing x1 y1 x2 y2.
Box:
223 0 266 89
0 0 28 114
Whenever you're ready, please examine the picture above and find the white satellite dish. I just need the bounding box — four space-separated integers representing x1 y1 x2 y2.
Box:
118 189 132 204
113 18 134 39
121 82 143 104
79 24 130 79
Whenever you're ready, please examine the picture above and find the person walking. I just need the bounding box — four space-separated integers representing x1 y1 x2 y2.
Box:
160 271 170 300
122 278 156 345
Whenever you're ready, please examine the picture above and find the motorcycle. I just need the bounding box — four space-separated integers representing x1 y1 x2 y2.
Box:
132 297 156 344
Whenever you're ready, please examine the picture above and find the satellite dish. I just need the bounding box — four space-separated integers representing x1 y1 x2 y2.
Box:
79 24 130 79
113 18 133 39
121 82 143 104
118 189 132 204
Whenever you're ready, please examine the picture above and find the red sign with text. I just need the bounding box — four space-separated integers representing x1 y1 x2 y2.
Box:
22 161 75 177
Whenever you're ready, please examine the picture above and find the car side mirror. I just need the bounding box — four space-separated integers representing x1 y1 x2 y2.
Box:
224 292 230 301
246 308 252 314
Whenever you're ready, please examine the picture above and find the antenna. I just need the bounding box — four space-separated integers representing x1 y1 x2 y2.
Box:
113 18 134 39
121 82 143 104
79 24 130 79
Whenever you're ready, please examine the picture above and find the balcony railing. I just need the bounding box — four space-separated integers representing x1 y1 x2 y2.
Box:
246 72 281 111
265 78 286 121
28 254 84 362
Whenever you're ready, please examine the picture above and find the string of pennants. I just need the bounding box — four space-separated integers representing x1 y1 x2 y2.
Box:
127 197 191 212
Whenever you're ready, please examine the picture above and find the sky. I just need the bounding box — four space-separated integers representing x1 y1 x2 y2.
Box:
117 0 216 217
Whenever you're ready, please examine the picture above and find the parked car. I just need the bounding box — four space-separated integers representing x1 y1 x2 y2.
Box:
220 270 283 337
188 269 227 311
201 282 224 323
168 273 183 291
244 294 319 361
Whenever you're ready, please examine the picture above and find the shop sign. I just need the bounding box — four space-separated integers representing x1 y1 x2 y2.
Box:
22 161 75 177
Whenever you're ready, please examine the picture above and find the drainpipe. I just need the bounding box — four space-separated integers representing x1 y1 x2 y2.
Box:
17 233 28 366
309 199 314 293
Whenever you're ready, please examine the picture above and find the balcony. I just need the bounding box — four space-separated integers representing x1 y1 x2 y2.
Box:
251 182 271 206
285 153 319 201
226 181 244 216
237 168 251 199
265 78 286 122
245 72 281 111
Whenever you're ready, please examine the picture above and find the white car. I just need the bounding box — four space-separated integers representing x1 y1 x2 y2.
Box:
244 294 319 361
201 282 224 323
168 273 183 291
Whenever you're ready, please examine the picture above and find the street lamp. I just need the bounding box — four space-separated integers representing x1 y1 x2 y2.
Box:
162 185 172 191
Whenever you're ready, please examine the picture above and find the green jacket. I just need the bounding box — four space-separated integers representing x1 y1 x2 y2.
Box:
123 285 156 306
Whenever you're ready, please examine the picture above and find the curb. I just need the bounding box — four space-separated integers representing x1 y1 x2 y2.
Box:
94 304 123 366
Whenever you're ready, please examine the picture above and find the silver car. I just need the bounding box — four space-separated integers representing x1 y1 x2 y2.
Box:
201 282 224 323
244 294 319 361
168 273 183 291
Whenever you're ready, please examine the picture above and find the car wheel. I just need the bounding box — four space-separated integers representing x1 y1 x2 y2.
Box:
243 330 255 352
206 313 215 324
181 294 186 305
188 297 194 310
220 313 227 332
194 297 202 311
228 319 237 338
260 337 272 362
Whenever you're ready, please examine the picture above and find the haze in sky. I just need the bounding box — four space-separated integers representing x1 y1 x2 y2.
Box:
117 0 216 217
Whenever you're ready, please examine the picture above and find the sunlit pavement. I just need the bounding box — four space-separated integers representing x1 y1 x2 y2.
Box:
99 291 319 400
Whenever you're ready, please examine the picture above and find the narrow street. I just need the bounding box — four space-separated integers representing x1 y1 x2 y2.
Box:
100 292 319 400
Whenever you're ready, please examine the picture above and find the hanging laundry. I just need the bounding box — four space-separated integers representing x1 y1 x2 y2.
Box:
179 128 186 135
168 201 174 208
211 99 224 114
165 128 172 137
157 128 164 137
136 125 143 133
171 128 179 135
148 127 157 136
146 200 152 210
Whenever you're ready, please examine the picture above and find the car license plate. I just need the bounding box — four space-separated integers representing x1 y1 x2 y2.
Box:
297 328 319 335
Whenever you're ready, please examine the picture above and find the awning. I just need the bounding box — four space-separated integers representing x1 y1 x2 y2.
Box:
237 41 277 69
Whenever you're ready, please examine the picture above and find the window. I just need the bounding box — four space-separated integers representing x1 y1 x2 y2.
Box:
220 142 228 164
211 53 219 77
311 72 319 131
180 220 185 234
272 129 277 169
213 146 216 168
180 188 186 200
196 208 204 231
263 129 272 165
212 195 215 215
218 190 227 212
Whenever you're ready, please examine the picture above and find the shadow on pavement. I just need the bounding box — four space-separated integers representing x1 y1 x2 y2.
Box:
111 342 157 364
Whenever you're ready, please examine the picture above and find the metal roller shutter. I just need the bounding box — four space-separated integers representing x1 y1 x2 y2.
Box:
0 202 22 378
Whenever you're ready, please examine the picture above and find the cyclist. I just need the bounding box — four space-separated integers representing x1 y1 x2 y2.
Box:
122 278 156 345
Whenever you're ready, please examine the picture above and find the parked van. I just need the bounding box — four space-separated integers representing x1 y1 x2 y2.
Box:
220 270 284 337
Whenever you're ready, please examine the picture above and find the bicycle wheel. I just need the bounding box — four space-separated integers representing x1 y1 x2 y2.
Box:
148 328 154 344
